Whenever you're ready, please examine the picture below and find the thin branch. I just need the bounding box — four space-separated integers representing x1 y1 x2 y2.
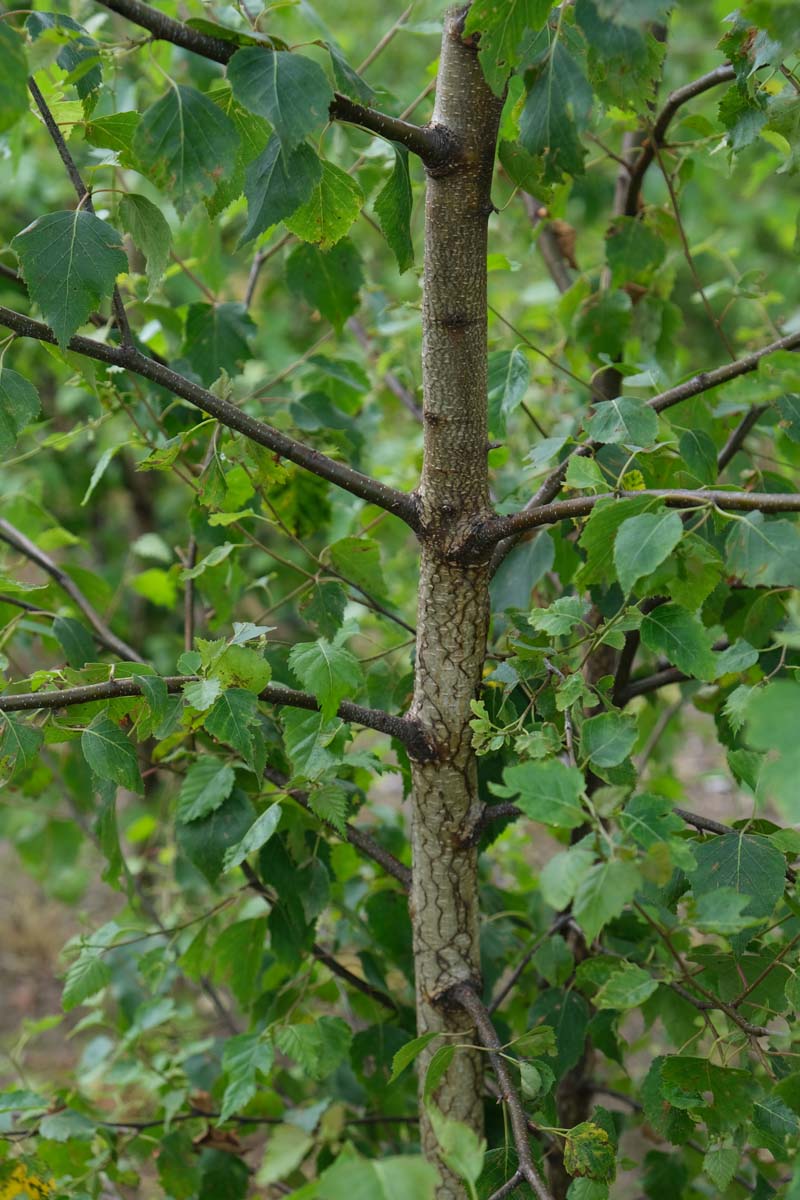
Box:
9 1105 416 1136
27 78 133 348
489 915 572 1014
0 305 419 528
477 488 800 551
717 405 767 473
447 981 555 1200
263 764 411 890
521 195 572 295
616 663 688 703
730 929 800 1009
648 327 800 414
669 982 770 1037
95 0 450 164
623 65 736 216
0 518 144 663
0 673 434 759
240 861 398 1011
486 1170 525 1200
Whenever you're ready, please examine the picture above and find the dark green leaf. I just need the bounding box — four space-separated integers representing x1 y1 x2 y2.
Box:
227 47 333 151
0 24 29 134
585 396 658 447
689 833 786 921
726 513 800 587
177 789 256 883
466 0 555 94
81 714 143 793
640 603 717 682
289 638 363 720
614 510 683 594
118 193 171 296
519 43 592 183
53 616 95 668
177 757 236 823
0 368 40 455
374 147 414 273
241 135 322 244
286 239 363 331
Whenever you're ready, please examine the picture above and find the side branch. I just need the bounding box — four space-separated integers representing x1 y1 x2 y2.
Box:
446 982 555 1200
0 675 434 759
0 306 418 527
95 0 445 164
623 65 736 216
648 327 800 413
478 488 800 551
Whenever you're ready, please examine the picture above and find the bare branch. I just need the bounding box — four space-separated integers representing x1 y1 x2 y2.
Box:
521 195 572 295
623 65 736 216
0 305 419 527
648 327 800 414
489 915 572 1014
478 488 800 551
0 518 144 663
717 405 768 473
94 0 448 164
447 981 555 1200
0 673 434 759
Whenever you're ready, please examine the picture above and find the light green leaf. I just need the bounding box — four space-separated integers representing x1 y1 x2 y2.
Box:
211 643 271 693
573 859 641 943
289 638 363 720
689 832 786 921
118 193 171 296
694 888 765 935
228 47 333 151
374 147 414 273
133 85 240 217
12 210 128 347
275 1016 352 1080
284 161 365 249
286 239 363 331
81 714 143 793
498 759 586 829
178 757 236 823
427 1105 486 1190
703 1147 739 1191
540 844 596 910
594 962 658 1011
222 801 282 871
640 603 717 682
576 495 653 586
183 677 223 712
488 347 530 436
389 1032 439 1083
256 1122 314 1186
585 396 658 447
219 1032 274 1123
0 24 29 134
581 712 637 768
614 510 683 594
241 134 322 244
62 949 110 1011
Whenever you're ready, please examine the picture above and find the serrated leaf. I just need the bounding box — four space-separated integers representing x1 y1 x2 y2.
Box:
219 1033 274 1123
227 48 333 152
0 713 44 774
577 495 652 586
178 757 236 823
12 210 128 347
289 638 363 720
614 510 683 594
581 712 637 768
27 13 101 101
84 112 141 163
0 24 29 134
0 368 40 456
133 85 240 217
118 193 171 296
726 513 800 587
275 1016 352 1080
241 134 322 244
563 1121 616 1182
573 859 641 943
62 950 110 1011
183 676 223 712
640 603 717 682
518 42 592 183
307 784 348 834
327 536 386 598
222 801 282 871
540 844 596 910
182 302 256 386
177 789 255 883
284 161 364 249
498 759 586 829
286 239 363 331
389 1032 439 1083
204 688 259 764
466 0 555 94
81 714 143 793
586 396 658 447
689 832 786 921
374 147 414 273
594 962 658 1011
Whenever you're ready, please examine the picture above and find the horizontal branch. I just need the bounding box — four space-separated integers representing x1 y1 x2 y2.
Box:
263 764 411 889
95 0 445 164
0 306 418 527
0 518 144 663
481 488 800 549
648 327 800 414
0 674 435 759
616 663 687 702
446 982 555 1200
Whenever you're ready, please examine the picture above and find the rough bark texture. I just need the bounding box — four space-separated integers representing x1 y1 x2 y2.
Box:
408 9 503 1196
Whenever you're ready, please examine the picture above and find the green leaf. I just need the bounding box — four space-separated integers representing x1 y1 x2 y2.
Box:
118 193 171 297
133 85 240 217
389 1032 439 1083
689 832 786 921
488 348 530 437
219 1033 274 1123
0 24 29 134
53 615 95 668
275 1016 352 1080
679 429 717 485
694 888 765 935
498 760 586 829
614 511 683 594
222 801 282 871
660 1056 754 1124
177 789 256 883
564 1122 616 1182
83 112 141 164
241 134 322 244
726 513 800 587
428 1106 486 1190
529 988 590 1074
0 714 44 775
182 302 256 386
581 712 637 768
594 0 670 24
62 948 110 1011
312 1152 440 1200
307 784 348 835
12 210 128 348
286 239 363 331
703 1147 739 1191
228 48 333 151
178 757 236 823
374 147 414 273
574 860 641 943
204 688 260 765
466 0 555 94
585 397 658 447
640 603 717 682
27 13 101 101
540 844 595 910
594 963 658 1011
518 43 592 183
284 161 365 249
577 495 653 586
81 714 143 793
0 368 40 456
327 536 386 598
424 1044 456 1101
605 216 665 287
289 638 363 720
327 42 374 105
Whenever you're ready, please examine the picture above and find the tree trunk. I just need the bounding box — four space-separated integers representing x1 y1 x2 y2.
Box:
408 9 503 1195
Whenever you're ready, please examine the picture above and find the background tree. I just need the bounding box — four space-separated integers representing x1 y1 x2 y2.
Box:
2 1 800 1198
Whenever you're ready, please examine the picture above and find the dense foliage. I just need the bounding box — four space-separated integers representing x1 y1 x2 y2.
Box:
2 1 800 1198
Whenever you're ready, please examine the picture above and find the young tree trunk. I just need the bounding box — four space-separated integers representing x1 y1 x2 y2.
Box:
409 9 503 1194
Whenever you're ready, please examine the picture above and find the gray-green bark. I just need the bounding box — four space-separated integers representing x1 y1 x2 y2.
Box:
408 9 503 1195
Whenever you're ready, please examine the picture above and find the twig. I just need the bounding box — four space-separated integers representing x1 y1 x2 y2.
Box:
521 194 572 295
717 405 767 473
0 304 420 528
489 915 572 1014
0 518 144 662
486 1170 525 1200
447 981 555 1200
